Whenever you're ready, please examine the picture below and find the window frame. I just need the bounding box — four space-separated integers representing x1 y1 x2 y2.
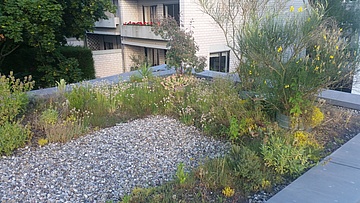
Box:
209 51 230 73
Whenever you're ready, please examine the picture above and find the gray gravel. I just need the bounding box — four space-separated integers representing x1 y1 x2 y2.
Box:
0 115 231 202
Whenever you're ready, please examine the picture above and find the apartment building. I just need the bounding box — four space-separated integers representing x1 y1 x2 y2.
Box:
86 0 267 77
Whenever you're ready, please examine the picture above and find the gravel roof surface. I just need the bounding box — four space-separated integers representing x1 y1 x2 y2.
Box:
0 115 230 202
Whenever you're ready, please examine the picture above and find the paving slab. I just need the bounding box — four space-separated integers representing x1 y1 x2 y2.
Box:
267 133 360 203
318 90 360 111
329 133 360 169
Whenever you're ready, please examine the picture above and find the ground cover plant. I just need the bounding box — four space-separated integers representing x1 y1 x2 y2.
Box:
2 70 351 202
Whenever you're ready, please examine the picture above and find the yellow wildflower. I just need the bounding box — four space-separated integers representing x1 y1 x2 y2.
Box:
249 70 252 75
329 55 334 59
336 45 339 50
222 187 235 197
290 6 294 12
323 35 327 40
315 66 319 71
277 46 283 53
284 84 290 88
340 28 343 32
298 6 303 12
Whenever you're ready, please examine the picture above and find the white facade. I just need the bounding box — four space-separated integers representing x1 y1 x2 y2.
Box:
86 0 314 76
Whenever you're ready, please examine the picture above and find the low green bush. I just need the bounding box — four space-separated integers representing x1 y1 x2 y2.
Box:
261 130 322 178
0 121 31 155
0 72 34 155
58 46 95 80
0 72 34 125
227 145 271 194
0 46 95 88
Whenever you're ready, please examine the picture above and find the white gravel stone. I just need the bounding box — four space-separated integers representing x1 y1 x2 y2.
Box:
0 115 230 202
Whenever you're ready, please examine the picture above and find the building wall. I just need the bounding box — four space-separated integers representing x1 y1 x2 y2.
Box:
180 0 307 73
122 45 145 71
93 49 123 77
93 0 309 77
119 0 139 23
180 0 231 71
159 49 166 64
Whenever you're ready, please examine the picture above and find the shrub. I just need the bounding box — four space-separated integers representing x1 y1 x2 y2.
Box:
38 107 91 143
0 72 34 155
0 121 31 155
39 108 59 125
0 45 36 78
65 84 93 111
237 5 357 119
58 46 95 80
0 72 34 125
261 130 322 178
0 46 95 88
36 50 83 88
227 145 271 194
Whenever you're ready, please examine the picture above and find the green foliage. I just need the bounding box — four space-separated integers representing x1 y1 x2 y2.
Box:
38 107 91 143
117 79 168 118
0 72 34 125
0 0 115 62
1 46 94 88
129 63 153 82
39 108 59 125
175 162 188 185
56 79 67 93
0 72 33 155
227 145 271 194
229 117 240 141
36 49 83 88
65 85 93 111
0 0 63 61
169 76 266 141
237 5 357 117
0 121 31 155
152 17 206 74
261 130 322 178
57 46 95 80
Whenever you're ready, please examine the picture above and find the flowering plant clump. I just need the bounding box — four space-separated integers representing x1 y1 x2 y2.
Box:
238 5 357 121
123 21 153 26
222 186 235 197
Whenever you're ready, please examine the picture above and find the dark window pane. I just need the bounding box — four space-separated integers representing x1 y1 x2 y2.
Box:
209 51 230 72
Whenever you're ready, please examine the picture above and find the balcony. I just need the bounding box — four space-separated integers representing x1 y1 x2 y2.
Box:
121 25 164 40
95 17 120 28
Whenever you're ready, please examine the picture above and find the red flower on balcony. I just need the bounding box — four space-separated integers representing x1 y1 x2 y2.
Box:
123 21 153 26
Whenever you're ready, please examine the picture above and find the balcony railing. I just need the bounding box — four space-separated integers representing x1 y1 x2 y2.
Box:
121 25 164 40
95 17 120 28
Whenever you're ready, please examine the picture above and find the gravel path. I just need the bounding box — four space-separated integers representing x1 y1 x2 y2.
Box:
0 116 231 202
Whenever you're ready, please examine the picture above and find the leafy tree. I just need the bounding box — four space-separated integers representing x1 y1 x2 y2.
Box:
152 17 206 74
0 0 115 64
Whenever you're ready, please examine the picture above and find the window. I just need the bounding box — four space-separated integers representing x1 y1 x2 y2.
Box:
145 48 160 66
164 4 180 24
209 51 230 72
143 5 157 22
86 34 121 50
104 42 114 50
